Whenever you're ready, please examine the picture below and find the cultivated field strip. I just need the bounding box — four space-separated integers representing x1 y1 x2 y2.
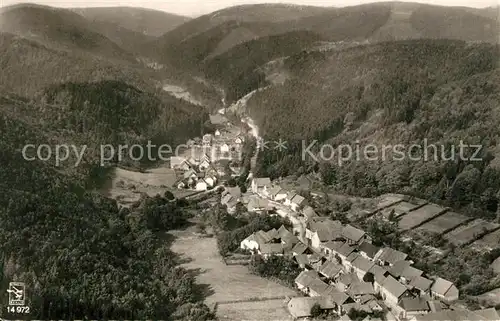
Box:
417 211 473 234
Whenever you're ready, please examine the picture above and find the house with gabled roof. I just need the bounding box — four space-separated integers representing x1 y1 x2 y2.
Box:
198 153 212 170
400 266 423 284
337 242 356 263
170 156 191 170
292 242 312 256
344 252 360 272
240 230 272 252
267 186 287 202
247 196 270 213
308 278 331 297
347 281 376 300
290 194 307 212
430 277 459 302
320 240 344 260
374 247 408 267
342 224 368 245
409 275 433 296
308 253 325 271
294 254 310 269
251 177 271 195
295 270 322 294
221 186 242 213
376 275 412 309
358 241 381 261
306 218 344 249
398 297 431 320
319 261 343 280
287 296 336 319
302 205 318 220
259 243 284 258
367 264 389 284
336 272 359 292
351 255 376 281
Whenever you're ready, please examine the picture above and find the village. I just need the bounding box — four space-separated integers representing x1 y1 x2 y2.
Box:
156 108 500 321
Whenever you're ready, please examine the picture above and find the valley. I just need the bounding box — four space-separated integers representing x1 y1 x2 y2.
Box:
0 1 500 320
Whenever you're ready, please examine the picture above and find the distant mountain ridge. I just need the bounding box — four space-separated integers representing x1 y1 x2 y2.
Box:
0 4 136 61
149 1 498 76
72 6 191 36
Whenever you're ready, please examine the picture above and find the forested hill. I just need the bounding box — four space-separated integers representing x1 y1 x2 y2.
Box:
0 80 209 184
0 109 214 319
245 40 500 220
0 4 135 62
0 33 158 97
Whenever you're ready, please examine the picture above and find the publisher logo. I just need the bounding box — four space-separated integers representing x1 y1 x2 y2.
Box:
7 282 25 306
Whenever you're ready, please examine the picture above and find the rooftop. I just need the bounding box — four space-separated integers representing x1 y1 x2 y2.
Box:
342 224 366 243
358 241 381 259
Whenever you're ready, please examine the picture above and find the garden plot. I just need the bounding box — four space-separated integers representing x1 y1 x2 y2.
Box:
381 201 421 218
376 194 405 209
417 211 471 234
445 219 500 246
472 228 500 251
398 204 447 231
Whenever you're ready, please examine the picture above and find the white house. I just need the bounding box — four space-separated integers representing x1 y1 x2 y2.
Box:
235 136 244 145
196 180 208 191
220 143 230 153
214 129 221 137
204 175 217 187
251 177 271 194
240 230 272 251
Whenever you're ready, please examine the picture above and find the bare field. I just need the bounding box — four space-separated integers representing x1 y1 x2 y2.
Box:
445 219 500 246
417 211 471 234
169 228 297 307
217 299 293 321
398 204 447 230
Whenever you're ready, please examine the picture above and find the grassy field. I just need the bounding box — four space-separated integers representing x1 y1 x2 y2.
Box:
217 299 293 321
417 211 471 234
445 219 500 246
398 203 447 231
169 225 298 319
103 166 196 207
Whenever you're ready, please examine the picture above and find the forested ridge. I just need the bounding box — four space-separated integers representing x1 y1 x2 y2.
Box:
0 100 215 319
245 40 500 220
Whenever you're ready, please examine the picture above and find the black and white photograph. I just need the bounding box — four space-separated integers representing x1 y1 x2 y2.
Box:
0 0 499 319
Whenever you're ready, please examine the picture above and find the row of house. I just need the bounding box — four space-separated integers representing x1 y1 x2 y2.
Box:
293 215 463 320
171 154 219 191
240 225 300 257
251 177 309 212
239 218 492 321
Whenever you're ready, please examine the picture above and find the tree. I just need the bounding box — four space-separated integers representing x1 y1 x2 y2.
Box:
310 303 322 318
